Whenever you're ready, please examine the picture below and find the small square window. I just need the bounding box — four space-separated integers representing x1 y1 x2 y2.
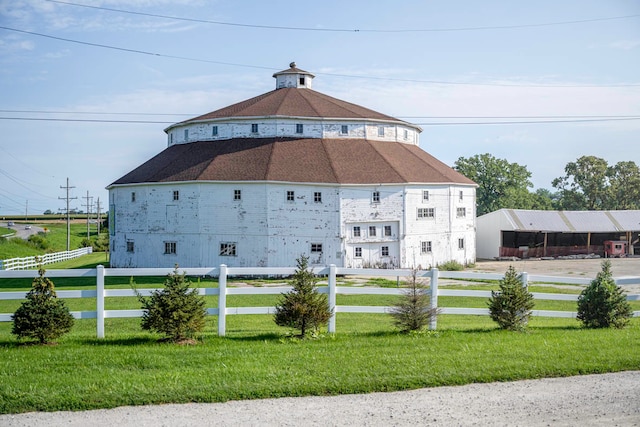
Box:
340 125 348 135
369 226 376 237
287 190 295 201
184 129 189 140
355 247 362 258
311 243 323 253
384 225 391 237
378 126 384 137
423 190 429 201
381 246 389 257
234 189 241 201
458 238 465 250
173 190 179 201
251 123 258 133
372 191 380 203
220 242 237 256
421 241 432 253
457 207 466 218
131 192 136 202
212 125 218 136
296 124 303 134
353 226 361 237
314 192 322 203
164 241 176 254
126 241 134 252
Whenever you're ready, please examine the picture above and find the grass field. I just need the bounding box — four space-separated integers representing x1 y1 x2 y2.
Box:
1 255 639 414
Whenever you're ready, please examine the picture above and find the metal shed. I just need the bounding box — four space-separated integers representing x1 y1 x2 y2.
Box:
476 209 640 259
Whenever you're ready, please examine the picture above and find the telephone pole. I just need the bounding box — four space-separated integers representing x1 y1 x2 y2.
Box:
59 178 77 252
82 191 93 239
96 197 101 234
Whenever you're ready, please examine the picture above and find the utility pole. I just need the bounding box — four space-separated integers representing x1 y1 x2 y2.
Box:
59 178 77 252
96 198 101 234
83 191 93 240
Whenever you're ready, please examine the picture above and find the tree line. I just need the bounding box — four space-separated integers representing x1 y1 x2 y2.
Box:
453 154 640 216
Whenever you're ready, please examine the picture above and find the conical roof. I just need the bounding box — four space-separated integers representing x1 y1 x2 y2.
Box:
111 138 475 186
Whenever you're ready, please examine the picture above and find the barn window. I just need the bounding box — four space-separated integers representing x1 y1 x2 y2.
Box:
404 129 408 139
212 125 218 136
286 190 295 202
314 192 322 203
234 190 241 201
458 238 465 250
131 192 136 202
384 225 392 237
340 125 348 135
421 241 432 253
355 247 362 258
173 190 179 201
369 226 376 237
184 129 189 140
164 241 176 254
296 124 303 134
372 191 380 203
457 207 466 218
299 76 305 86
126 240 134 252
251 123 258 133
459 190 464 201
422 190 429 201
353 226 361 237
220 242 237 256
417 208 435 219
381 246 389 257
311 243 323 253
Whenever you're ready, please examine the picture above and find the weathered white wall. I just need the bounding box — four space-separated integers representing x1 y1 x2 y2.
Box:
109 182 476 269
167 119 420 147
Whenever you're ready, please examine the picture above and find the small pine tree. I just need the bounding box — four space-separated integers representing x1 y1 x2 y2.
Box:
577 260 632 329
390 269 438 333
136 267 207 342
274 255 332 338
488 266 535 331
12 266 74 344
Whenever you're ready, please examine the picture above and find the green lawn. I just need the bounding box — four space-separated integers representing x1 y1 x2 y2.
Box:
1 255 638 415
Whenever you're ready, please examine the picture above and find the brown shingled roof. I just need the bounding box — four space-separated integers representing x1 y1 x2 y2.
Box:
110 138 475 186
173 88 405 125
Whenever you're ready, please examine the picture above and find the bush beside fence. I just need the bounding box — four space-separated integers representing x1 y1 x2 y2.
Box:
0 265 639 338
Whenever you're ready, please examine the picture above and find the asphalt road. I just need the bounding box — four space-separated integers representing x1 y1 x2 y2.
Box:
1 222 43 239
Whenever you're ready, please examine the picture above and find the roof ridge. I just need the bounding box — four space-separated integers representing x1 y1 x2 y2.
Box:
319 139 341 183
366 141 407 182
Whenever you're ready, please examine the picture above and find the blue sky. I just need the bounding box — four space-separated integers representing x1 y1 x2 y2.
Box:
1 0 639 216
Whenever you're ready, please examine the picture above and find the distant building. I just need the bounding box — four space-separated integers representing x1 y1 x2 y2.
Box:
107 64 477 268
477 209 640 259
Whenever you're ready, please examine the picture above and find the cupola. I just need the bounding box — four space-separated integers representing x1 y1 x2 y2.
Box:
273 62 315 89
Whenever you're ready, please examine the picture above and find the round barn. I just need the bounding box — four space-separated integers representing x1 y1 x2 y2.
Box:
107 64 477 268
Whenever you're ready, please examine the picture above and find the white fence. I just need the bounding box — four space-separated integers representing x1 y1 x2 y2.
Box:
0 265 639 338
0 248 93 271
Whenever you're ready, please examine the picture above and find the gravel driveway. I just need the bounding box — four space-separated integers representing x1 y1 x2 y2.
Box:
1 371 639 426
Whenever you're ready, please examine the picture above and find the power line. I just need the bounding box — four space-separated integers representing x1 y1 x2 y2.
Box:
46 0 640 33
1 25 638 88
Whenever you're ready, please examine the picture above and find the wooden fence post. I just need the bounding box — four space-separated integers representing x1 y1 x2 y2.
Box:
218 264 227 337
96 265 105 339
429 267 439 330
328 264 336 334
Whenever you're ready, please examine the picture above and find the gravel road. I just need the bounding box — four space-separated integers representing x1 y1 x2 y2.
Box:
1 371 639 426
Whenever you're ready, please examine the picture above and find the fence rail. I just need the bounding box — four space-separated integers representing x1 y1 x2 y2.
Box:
0 265 638 338
0 248 93 271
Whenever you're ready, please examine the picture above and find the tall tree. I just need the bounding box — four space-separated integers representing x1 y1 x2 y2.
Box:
606 161 640 210
454 153 537 216
552 156 609 210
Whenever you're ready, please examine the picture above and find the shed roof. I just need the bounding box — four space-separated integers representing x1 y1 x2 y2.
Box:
109 138 475 186
488 209 640 233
